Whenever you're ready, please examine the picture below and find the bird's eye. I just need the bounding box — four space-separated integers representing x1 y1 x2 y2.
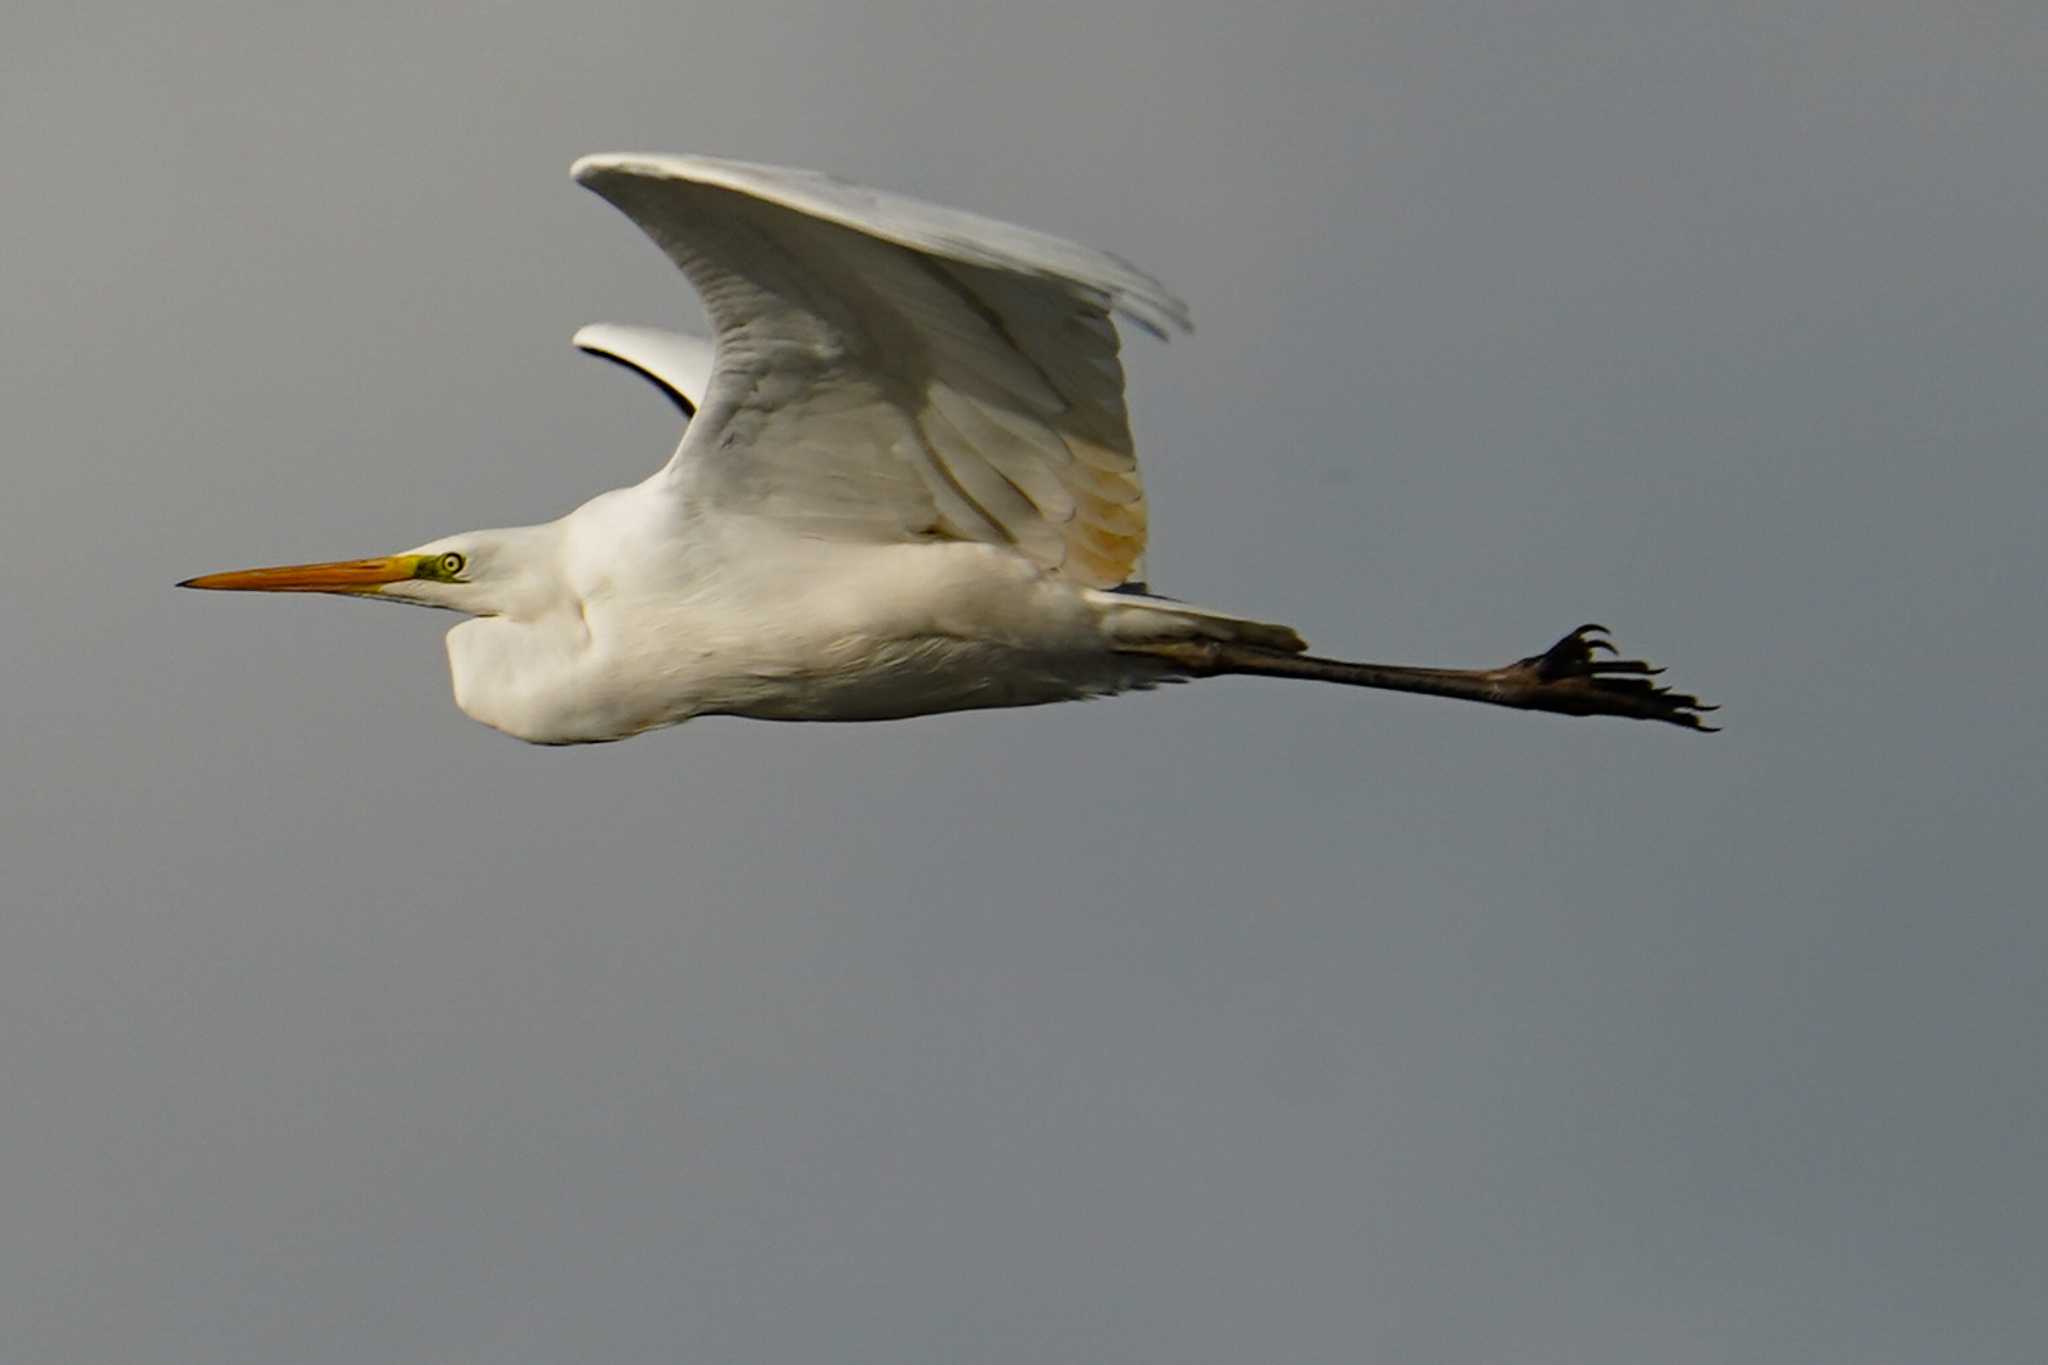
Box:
440 552 466 578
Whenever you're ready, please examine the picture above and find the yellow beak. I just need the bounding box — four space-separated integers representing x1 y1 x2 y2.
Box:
178 554 421 594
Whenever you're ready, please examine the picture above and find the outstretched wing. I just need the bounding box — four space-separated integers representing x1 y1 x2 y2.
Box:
573 323 715 417
570 153 1189 587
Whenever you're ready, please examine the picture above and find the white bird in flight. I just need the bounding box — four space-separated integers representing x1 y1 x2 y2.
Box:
182 153 1712 744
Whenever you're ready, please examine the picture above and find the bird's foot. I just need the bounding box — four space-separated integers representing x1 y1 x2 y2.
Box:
1487 624 1717 730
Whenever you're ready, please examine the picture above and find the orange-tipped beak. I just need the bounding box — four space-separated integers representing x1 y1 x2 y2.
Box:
178 554 422 594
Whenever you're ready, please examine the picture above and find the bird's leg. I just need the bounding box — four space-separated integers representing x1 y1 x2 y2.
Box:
1139 624 1717 730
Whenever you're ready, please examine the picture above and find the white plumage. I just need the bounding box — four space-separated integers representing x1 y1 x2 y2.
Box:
182 154 1712 741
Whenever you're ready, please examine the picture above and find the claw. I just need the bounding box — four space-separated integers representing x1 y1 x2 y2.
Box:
1505 624 1715 730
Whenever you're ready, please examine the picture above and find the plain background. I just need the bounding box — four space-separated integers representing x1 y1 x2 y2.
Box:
5 2 2043 1361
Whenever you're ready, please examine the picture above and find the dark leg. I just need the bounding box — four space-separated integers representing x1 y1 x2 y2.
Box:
1138 624 1717 730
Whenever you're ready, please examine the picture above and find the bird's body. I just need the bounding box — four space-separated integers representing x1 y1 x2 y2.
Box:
440 511 1128 742
184 153 1711 740
425 483 1306 744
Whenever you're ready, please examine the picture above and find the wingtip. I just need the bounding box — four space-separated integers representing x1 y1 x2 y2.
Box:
1134 302 1194 339
1097 249 1192 336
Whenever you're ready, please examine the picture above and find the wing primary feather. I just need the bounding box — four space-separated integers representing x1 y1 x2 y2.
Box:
571 153 1191 336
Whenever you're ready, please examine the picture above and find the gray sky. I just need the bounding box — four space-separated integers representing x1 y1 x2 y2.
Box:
5 2 2044 1361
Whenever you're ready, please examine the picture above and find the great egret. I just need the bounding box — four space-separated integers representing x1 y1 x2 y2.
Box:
182 153 1712 744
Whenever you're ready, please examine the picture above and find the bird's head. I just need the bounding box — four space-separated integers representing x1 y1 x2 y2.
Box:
179 526 557 618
